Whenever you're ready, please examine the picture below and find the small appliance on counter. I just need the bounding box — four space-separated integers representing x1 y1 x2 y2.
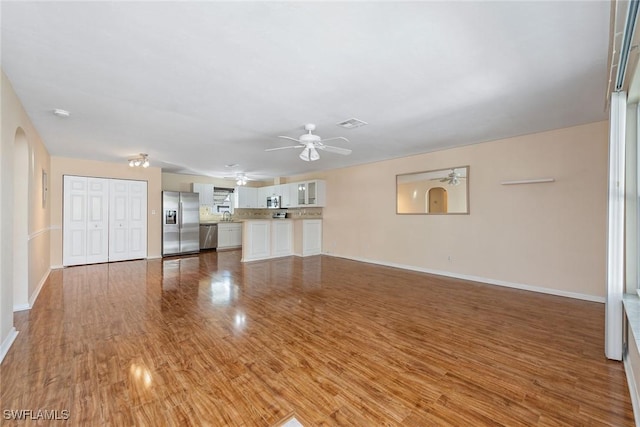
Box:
272 212 287 219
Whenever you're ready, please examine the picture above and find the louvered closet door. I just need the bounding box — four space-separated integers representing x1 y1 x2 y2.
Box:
63 176 109 266
109 179 147 262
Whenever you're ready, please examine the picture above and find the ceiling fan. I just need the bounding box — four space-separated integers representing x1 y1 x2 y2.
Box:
265 124 352 161
432 169 466 186
223 173 254 186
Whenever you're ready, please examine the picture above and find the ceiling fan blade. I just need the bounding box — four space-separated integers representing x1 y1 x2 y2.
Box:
277 136 302 143
265 145 304 152
320 136 350 144
317 145 352 155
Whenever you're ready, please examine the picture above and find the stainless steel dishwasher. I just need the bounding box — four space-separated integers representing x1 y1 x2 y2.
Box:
199 224 218 250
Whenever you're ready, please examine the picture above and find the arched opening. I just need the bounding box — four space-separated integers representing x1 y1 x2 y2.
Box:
427 187 448 213
13 128 29 310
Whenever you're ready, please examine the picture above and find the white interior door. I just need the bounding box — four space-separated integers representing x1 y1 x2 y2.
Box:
63 176 109 266
128 180 147 259
109 179 129 262
109 179 147 262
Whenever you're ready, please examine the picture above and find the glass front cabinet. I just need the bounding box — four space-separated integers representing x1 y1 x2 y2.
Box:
295 180 325 207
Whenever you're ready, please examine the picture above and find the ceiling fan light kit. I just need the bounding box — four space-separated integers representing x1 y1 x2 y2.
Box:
265 123 352 162
128 153 150 168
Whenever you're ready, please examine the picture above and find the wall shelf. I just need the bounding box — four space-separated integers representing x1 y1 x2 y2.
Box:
501 178 555 185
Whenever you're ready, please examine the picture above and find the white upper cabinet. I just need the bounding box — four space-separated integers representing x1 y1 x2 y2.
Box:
192 183 214 207
235 186 257 208
295 180 326 207
282 183 297 208
234 180 325 209
256 186 271 208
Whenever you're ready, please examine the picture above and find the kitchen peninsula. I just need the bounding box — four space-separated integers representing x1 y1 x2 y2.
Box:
241 218 322 262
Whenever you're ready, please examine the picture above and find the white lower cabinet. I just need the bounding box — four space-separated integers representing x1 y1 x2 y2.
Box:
242 220 293 262
63 175 147 267
300 219 323 256
241 219 321 262
271 220 293 258
243 221 271 261
217 222 242 250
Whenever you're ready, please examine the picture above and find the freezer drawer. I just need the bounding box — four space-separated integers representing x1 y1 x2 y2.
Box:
199 224 218 250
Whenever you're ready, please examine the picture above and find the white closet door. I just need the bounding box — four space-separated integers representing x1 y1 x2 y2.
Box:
109 179 147 262
127 180 147 259
109 179 129 262
63 176 109 266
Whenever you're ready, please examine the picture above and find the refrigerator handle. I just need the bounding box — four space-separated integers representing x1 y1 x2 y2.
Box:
179 201 183 229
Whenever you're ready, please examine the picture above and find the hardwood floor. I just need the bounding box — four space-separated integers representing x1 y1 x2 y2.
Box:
0 251 634 426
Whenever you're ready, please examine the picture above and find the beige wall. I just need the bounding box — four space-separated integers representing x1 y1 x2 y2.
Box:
50 157 163 266
290 121 609 300
1 70 51 350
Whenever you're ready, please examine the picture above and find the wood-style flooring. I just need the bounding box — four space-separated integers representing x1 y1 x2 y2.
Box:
0 251 634 426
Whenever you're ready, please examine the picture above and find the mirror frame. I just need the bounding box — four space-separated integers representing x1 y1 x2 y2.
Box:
396 165 470 215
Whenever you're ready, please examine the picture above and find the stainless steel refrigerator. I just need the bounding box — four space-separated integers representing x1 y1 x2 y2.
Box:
162 191 200 256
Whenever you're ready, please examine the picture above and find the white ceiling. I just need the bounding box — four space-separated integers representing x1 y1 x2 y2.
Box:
1 1 611 180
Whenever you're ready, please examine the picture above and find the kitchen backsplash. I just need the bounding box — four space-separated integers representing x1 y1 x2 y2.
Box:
200 207 322 221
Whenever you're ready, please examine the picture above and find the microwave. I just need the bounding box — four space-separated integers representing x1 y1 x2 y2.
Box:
266 196 281 209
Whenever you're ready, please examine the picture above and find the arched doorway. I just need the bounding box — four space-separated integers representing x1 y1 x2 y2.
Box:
427 187 448 213
13 128 29 310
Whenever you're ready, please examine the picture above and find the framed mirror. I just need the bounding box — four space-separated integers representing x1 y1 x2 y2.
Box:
396 166 469 214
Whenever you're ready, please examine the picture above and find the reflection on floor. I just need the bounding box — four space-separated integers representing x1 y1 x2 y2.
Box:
0 250 634 426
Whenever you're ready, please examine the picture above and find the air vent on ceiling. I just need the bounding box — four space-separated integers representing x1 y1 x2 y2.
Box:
336 118 368 129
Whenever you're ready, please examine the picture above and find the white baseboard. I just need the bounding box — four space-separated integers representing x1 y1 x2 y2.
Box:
242 253 293 263
29 269 50 308
0 328 18 364
146 256 162 260
13 269 50 312
323 253 605 303
51 264 64 270
624 356 640 427
293 252 321 258
13 303 29 312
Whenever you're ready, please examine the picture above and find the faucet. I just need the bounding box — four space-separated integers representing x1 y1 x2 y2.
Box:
222 211 231 222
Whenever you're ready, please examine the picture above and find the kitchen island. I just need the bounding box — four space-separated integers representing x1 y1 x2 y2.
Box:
241 219 322 262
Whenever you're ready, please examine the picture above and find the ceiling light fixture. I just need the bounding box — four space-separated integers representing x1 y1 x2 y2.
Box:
52 108 70 118
299 144 320 162
128 153 150 168
236 174 248 186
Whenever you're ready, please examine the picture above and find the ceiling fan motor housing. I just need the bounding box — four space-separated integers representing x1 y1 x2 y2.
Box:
300 133 321 143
